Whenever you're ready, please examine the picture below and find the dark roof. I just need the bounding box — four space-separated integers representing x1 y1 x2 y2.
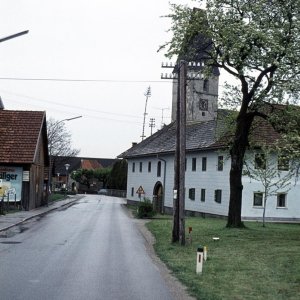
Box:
118 119 220 159
0 110 47 164
118 106 291 159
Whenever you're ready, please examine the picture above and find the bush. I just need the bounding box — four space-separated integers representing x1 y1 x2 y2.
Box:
137 198 156 219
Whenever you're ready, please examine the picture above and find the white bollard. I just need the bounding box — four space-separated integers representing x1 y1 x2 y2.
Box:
196 246 204 274
203 246 207 261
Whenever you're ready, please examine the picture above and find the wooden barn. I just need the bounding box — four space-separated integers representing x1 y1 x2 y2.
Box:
0 109 49 210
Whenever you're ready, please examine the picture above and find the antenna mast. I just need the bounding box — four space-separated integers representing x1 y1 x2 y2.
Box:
141 86 151 140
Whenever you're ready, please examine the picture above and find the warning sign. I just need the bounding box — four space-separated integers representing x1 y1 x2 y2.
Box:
136 186 145 194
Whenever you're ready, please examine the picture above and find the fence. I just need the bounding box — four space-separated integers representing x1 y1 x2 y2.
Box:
106 189 126 198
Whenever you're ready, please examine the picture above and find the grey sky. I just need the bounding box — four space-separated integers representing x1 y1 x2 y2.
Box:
0 0 207 158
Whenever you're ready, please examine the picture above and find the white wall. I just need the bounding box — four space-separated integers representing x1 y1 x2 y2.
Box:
127 151 230 217
241 152 300 220
126 150 300 221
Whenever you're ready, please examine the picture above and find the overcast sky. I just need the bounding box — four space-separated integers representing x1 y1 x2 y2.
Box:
0 0 206 159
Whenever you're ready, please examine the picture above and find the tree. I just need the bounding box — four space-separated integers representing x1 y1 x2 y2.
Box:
94 168 112 189
162 0 300 227
47 118 80 158
71 169 95 189
47 117 80 179
108 159 128 190
71 168 112 191
244 146 295 227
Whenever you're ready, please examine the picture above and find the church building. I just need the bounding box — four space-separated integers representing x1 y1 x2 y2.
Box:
119 60 300 222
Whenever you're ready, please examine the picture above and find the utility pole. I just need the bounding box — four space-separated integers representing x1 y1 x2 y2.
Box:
162 61 187 245
160 107 169 128
141 86 151 141
149 118 155 135
175 60 187 245
154 107 170 128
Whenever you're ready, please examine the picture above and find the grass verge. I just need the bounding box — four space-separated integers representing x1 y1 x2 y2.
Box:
146 216 300 300
48 193 66 202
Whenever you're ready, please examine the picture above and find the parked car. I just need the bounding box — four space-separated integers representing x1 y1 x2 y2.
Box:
98 189 108 195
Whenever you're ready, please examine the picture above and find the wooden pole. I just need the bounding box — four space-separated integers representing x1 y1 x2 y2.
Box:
172 60 187 245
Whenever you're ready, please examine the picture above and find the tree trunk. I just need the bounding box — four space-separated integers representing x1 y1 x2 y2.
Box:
263 190 267 227
227 112 254 228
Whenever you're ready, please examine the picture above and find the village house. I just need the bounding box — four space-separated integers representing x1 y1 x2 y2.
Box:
0 108 49 210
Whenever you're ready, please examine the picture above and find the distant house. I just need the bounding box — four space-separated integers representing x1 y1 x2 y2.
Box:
52 156 118 193
0 109 49 210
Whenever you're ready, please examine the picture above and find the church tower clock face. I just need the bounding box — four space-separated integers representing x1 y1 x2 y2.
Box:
199 98 208 111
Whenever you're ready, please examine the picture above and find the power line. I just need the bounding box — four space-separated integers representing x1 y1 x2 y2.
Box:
0 89 142 119
5 97 142 125
0 77 172 83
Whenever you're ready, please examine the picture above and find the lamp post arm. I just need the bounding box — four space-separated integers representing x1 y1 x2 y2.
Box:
0 30 29 43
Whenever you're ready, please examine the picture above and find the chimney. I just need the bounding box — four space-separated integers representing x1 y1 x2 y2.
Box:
132 142 137 147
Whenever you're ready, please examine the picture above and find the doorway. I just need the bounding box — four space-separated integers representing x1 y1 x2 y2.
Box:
153 181 164 213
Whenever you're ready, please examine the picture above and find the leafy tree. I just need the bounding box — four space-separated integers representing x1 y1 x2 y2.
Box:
161 0 300 227
71 169 94 189
94 168 112 189
71 168 112 190
108 159 128 190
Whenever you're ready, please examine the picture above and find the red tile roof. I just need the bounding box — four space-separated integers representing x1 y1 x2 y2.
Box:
0 110 46 163
81 159 103 170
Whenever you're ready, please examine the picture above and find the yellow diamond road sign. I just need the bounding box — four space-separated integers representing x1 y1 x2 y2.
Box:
136 186 145 194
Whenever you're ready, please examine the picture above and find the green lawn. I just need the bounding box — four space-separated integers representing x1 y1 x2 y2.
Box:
146 216 300 300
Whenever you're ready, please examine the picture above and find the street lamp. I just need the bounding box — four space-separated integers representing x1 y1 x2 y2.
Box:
57 173 60 191
64 164 70 198
0 30 29 43
47 116 82 202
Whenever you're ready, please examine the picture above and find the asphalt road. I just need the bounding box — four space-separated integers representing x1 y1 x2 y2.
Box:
0 195 175 300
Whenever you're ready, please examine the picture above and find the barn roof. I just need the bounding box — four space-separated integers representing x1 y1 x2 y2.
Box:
0 110 48 164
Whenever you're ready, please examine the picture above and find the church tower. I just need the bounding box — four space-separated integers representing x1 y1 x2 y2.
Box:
171 64 219 123
170 8 220 123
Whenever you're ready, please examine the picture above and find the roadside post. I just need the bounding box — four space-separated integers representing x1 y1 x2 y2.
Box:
204 246 207 261
196 246 204 274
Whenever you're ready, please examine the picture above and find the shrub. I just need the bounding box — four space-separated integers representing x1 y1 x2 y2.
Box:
137 198 156 219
